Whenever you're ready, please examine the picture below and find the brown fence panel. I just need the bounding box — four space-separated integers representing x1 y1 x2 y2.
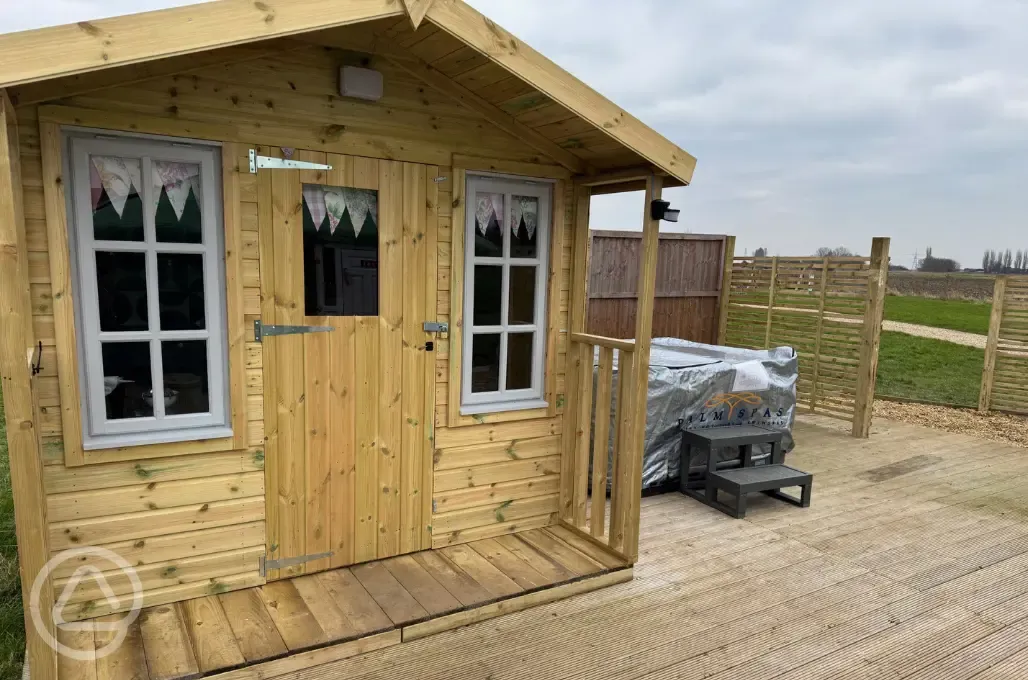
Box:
587 231 727 342
717 238 890 437
980 275 1028 415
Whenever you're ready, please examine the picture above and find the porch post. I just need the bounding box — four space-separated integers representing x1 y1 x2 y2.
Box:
0 91 58 680
852 237 890 438
623 174 662 561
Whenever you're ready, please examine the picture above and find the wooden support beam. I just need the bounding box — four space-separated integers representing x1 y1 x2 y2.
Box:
425 0 696 185
979 276 1007 414
715 236 736 344
378 49 588 174
559 184 592 521
0 0 404 88
402 0 438 30
622 175 662 561
576 166 666 187
764 257 779 349
0 90 57 680
852 237 890 438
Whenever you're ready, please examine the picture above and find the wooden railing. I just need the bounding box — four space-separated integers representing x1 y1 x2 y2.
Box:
560 332 641 561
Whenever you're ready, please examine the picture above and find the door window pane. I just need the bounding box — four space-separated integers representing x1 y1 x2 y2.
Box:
102 342 153 419
510 195 539 258
473 193 504 257
506 332 534 390
96 251 148 332
470 333 501 393
162 340 210 415
473 265 502 325
90 156 143 241
302 184 379 316
508 266 536 325
157 253 206 330
153 161 203 244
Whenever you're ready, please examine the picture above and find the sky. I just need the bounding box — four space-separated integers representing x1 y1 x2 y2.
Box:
3 1 1026 267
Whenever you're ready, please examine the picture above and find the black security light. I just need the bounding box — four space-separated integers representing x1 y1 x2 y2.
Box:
650 199 681 223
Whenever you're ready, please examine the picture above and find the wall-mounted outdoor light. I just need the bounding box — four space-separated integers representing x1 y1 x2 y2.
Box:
650 199 680 223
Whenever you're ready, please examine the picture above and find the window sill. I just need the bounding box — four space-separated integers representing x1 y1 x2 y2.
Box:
460 398 548 417
83 426 235 452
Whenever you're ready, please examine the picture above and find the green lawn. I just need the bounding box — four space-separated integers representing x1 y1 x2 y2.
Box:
875 331 984 407
0 393 25 680
884 295 992 335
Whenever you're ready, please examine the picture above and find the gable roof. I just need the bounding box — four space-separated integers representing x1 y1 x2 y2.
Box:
0 0 696 185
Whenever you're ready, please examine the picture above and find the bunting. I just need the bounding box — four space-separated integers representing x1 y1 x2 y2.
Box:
90 156 141 218
153 161 201 220
511 195 539 239
475 193 504 235
302 184 378 236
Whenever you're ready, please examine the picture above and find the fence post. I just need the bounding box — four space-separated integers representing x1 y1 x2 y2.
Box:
852 237 890 438
716 235 736 344
809 257 830 413
979 276 1006 413
764 256 779 349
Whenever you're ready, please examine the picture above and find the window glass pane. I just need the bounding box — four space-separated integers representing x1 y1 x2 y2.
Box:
510 195 539 258
508 266 536 325
96 251 148 332
162 340 210 415
153 161 203 244
506 332 534 390
102 342 153 419
157 253 205 330
473 265 502 326
90 156 143 241
473 192 504 257
302 184 379 316
470 333 501 393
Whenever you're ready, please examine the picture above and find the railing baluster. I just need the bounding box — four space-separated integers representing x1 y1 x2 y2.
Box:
572 341 595 527
590 346 614 537
609 350 635 552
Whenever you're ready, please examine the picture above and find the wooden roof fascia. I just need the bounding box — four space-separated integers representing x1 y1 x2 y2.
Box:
373 38 589 174
9 38 310 108
0 0 404 89
576 165 668 187
402 0 439 30
425 0 696 186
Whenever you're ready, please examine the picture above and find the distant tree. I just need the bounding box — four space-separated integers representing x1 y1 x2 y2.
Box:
753 247 768 257
889 264 910 272
1004 249 1014 272
815 246 855 257
918 245 959 273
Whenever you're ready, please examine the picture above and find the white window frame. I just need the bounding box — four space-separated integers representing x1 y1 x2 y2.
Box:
67 134 231 449
461 174 551 414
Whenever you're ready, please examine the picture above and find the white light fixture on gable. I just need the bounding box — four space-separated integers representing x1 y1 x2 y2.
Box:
339 66 384 101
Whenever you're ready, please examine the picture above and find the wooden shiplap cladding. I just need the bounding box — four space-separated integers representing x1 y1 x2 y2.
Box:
260 151 437 579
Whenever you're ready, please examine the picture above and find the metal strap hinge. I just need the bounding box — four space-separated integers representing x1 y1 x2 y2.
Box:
254 319 334 342
260 551 333 577
249 149 333 173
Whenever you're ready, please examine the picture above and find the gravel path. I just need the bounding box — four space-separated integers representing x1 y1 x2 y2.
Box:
880 320 987 349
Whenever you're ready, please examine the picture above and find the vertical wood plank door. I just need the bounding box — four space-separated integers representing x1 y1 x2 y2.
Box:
260 150 438 580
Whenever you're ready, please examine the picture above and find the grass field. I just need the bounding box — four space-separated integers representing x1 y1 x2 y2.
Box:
884 295 992 335
0 394 24 680
875 331 984 407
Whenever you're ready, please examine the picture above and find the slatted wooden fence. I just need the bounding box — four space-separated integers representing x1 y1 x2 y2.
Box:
980 275 1028 415
717 238 890 437
587 231 729 342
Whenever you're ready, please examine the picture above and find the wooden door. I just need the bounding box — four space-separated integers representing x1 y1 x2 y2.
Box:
259 149 438 580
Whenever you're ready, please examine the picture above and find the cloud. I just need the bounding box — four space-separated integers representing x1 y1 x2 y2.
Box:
2 0 1026 262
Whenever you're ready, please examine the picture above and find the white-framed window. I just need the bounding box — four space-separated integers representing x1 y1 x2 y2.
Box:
462 174 551 414
66 133 231 449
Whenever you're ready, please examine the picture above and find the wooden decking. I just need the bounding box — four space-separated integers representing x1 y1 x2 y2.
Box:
194 414 1028 680
56 527 629 680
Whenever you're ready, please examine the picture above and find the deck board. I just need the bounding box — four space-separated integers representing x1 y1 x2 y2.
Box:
65 415 1028 680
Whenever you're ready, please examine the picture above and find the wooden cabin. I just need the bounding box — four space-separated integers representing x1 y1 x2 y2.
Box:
0 1 696 677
